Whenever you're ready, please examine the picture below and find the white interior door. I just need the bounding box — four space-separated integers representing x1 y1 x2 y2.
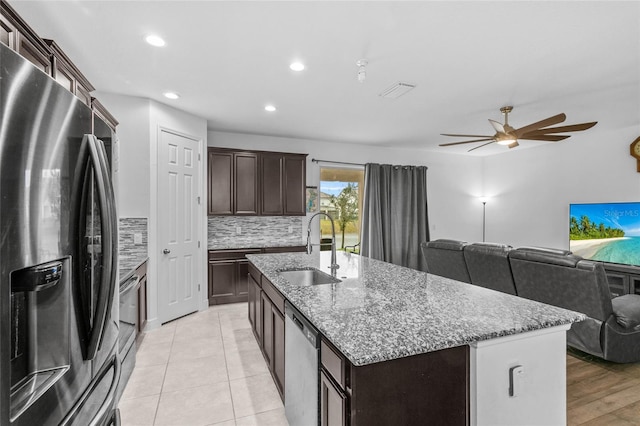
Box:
158 129 200 323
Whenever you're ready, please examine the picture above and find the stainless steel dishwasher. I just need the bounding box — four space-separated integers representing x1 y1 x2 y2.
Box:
285 301 320 426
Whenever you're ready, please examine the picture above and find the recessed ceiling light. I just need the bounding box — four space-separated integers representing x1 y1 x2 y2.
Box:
265 105 277 112
290 62 305 71
163 92 180 100
145 35 165 47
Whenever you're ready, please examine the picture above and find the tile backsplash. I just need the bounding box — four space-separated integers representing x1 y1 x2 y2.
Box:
119 217 148 258
208 216 303 248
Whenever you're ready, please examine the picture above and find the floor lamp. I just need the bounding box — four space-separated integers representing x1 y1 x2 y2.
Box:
480 198 487 242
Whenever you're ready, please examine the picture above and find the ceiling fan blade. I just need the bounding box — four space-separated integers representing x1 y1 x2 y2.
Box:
488 119 504 133
467 140 497 152
439 138 494 147
514 113 566 137
440 133 494 138
518 135 571 142
508 141 519 149
521 122 597 136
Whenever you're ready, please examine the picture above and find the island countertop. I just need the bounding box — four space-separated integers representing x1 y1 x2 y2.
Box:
246 251 586 366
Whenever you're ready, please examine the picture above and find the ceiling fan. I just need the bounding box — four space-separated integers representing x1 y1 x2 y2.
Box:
440 106 597 152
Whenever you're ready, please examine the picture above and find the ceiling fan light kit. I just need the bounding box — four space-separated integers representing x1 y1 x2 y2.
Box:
440 106 597 152
356 59 368 83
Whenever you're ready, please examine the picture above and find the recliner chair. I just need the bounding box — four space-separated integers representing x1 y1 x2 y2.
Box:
509 247 640 363
463 242 517 295
420 239 471 283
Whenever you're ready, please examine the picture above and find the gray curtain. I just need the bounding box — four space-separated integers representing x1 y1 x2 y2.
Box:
360 163 429 271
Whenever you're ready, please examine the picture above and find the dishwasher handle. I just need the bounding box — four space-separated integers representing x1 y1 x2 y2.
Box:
285 301 319 348
292 314 304 330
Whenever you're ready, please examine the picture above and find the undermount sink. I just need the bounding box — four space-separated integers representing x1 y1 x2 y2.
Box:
278 268 341 286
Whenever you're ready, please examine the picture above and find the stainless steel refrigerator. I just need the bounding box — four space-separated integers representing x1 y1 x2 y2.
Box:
0 43 120 425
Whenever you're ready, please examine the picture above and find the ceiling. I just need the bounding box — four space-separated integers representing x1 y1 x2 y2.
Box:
11 1 640 156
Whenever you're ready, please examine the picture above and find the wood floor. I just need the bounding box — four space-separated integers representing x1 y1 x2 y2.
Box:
567 348 640 425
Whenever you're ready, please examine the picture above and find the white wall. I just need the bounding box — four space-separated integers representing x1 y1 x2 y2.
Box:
97 93 151 217
95 92 209 329
208 130 485 242
483 125 640 249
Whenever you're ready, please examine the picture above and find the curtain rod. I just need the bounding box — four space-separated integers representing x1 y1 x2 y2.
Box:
311 158 365 167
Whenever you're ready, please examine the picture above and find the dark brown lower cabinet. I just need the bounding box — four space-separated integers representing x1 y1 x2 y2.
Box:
249 262 470 423
260 283 286 397
209 247 305 306
320 336 469 425
208 249 260 305
136 260 148 344
262 246 307 254
261 292 274 365
248 271 262 344
248 272 257 331
273 309 285 394
321 370 347 426
603 263 640 298
137 270 148 337
236 259 250 297
248 262 286 400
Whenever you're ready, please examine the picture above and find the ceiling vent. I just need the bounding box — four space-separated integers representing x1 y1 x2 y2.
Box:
379 82 416 99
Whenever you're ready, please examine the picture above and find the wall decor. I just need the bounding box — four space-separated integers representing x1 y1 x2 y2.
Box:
306 186 318 213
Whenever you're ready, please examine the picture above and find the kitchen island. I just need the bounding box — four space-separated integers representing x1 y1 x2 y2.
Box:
247 251 585 425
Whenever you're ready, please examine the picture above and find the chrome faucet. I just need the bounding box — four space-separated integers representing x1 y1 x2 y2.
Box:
306 212 340 275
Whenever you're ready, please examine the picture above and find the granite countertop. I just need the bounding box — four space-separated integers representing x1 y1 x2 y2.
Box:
246 251 586 367
208 239 306 250
119 253 148 284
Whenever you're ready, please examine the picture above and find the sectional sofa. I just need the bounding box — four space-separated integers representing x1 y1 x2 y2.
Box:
421 239 640 363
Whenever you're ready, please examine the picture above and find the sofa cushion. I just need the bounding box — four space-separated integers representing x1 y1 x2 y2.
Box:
509 251 614 321
612 294 640 329
425 239 468 251
509 247 582 268
421 240 471 283
463 243 517 295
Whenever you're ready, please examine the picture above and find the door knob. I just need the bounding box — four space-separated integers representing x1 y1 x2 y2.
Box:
163 249 171 254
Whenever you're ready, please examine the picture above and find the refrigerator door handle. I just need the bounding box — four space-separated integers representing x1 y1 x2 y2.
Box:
88 355 121 426
59 354 121 426
94 134 119 343
85 134 118 361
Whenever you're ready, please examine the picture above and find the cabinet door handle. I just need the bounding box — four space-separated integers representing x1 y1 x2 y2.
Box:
163 249 171 254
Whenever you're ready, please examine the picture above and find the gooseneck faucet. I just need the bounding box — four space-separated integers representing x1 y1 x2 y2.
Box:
306 212 340 275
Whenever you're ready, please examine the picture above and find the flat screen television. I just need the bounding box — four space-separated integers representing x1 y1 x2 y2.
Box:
569 202 640 267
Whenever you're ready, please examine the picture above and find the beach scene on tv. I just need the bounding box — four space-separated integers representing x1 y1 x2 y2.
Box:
570 203 640 267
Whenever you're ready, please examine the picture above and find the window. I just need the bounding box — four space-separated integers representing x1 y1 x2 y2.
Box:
319 167 364 252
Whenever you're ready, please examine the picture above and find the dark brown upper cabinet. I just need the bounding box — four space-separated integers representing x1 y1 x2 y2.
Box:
234 152 259 215
45 39 95 106
0 1 51 74
208 148 307 216
208 149 259 215
260 153 284 215
283 154 306 215
260 152 307 216
0 2 103 109
208 150 234 214
91 98 119 132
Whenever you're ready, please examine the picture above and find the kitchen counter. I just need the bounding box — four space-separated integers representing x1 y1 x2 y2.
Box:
119 254 148 283
208 239 306 250
246 251 586 367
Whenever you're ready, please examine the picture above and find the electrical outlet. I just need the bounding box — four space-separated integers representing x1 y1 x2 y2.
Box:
134 233 143 244
236 226 241 235
288 226 293 234
509 365 525 397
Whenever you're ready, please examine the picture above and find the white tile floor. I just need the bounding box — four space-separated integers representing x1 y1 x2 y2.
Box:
118 303 289 426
